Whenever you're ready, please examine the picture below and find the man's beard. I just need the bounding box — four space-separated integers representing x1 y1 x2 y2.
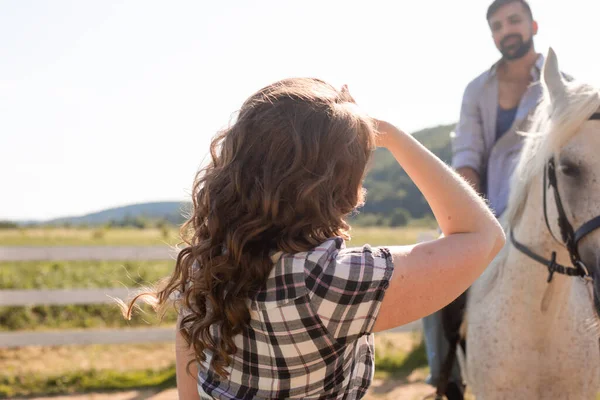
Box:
499 34 533 61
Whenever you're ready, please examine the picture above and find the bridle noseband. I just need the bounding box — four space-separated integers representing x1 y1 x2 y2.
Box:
511 112 600 283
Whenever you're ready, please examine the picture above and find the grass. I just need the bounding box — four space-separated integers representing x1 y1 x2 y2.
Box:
0 260 173 290
373 332 428 379
0 365 176 398
0 226 432 247
0 303 177 332
0 260 176 331
0 342 176 398
348 226 432 247
0 343 175 377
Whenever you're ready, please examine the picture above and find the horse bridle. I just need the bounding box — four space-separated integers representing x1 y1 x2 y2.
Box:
511 112 600 283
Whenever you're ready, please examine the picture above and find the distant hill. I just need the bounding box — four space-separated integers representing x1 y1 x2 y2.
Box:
44 201 191 227
357 123 456 222
23 123 456 227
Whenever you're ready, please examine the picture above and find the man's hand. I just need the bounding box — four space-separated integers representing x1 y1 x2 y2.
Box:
456 167 481 194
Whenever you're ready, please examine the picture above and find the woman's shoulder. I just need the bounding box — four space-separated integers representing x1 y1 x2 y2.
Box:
252 237 394 310
252 237 342 310
314 241 395 292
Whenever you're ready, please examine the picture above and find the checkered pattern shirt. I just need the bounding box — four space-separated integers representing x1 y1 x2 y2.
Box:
189 237 395 399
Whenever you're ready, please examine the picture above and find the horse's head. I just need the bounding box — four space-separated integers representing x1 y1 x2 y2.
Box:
541 48 600 317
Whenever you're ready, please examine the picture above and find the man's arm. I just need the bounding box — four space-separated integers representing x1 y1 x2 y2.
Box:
451 80 485 194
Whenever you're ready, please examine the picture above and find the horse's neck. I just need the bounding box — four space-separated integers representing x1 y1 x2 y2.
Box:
505 178 575 317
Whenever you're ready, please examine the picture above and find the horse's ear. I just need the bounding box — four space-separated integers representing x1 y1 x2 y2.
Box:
543 47 567 104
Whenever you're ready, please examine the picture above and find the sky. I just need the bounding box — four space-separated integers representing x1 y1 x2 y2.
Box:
1 0 599 221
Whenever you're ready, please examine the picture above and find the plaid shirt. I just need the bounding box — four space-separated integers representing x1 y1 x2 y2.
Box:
189 237 395 399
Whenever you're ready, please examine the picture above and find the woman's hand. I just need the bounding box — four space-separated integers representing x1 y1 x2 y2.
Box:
373 119 406 149
338 84 406 149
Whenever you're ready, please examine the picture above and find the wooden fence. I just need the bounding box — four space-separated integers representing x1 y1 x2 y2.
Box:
0 240 433 348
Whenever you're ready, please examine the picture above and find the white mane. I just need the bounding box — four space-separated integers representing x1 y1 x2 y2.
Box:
503 52 600 228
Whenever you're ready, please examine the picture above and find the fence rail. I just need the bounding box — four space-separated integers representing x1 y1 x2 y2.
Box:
0 288 131 306
0 244 427 348
0 322 421 349
0 327 176 348
0 246 175 261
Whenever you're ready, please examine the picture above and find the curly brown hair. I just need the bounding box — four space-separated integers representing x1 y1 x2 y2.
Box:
123 77 377 377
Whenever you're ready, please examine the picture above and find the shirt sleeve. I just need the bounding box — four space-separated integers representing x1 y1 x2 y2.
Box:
305 244 394 344
451 81 486 175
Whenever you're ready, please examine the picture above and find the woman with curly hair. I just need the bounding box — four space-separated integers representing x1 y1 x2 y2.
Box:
123 78 505 399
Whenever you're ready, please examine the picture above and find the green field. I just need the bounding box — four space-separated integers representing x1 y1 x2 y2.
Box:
0 226 433 247
0 227 181 246
1 260 174 290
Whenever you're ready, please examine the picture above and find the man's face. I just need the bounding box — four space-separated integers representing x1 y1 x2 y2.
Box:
488 2 537 60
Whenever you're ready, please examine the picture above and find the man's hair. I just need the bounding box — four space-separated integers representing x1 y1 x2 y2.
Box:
487 0 533 21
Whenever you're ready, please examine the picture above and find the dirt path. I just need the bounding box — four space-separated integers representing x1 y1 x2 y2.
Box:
19 382 437 400
16 389 178 400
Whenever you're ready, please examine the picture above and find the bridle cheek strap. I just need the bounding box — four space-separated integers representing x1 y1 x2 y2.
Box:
575 216 600 245
515 111 600 281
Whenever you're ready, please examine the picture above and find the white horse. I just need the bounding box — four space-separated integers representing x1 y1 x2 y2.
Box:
464 48 600 399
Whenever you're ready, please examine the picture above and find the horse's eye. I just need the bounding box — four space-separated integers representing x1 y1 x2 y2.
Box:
559 162 580 178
